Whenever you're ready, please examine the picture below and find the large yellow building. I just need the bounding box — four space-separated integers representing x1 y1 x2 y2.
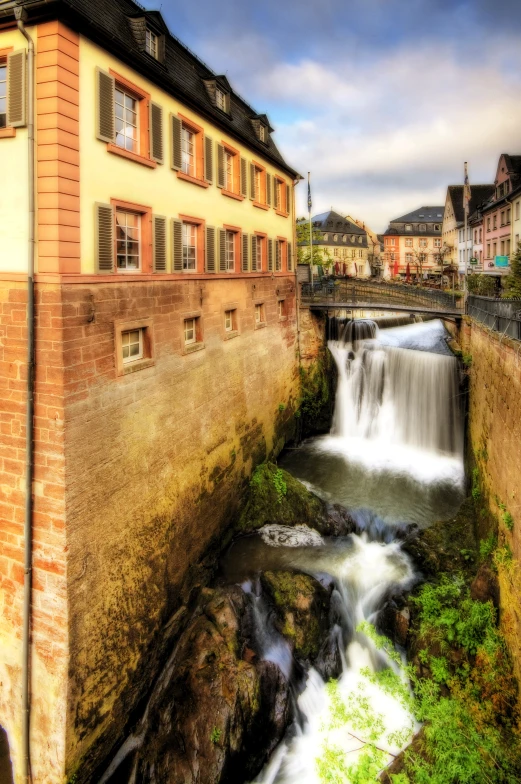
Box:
0 1 299 781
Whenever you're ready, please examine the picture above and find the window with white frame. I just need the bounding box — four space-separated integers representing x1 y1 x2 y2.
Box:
419 238 427 248
255 303 265 325
145 28 158 59
0 61 6 129
184 317 198 345
254 166 262 201
225 149 234 191
181 125 195 176
259 125 267 142
405 253 413 263
116 210 141 270
434 224 440 231
115 88 139 152
256 235 264 271
278 300 286 319
216 87 227 111
333 234 338 242
225 230 235 271
275 240 283 271
389 238 395 246
358 249 363 258
405 238 413 247
434 238 441 248
224 309 237 332
405 224 412 232
121 328 143 363
182 223 197 271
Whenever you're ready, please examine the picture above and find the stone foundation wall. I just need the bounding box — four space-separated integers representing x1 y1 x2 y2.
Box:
61 276 299 779
445 317 521 683
0 281 68 784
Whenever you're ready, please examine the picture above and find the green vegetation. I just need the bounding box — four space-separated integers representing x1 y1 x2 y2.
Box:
278 402 286 412
296 220 333 266
479 533 497 561
298 355 331 433
466 274 496 296
462 353 472 368
502 243 521 298
471 468 481 502
272 468 287 503
210 726 222 744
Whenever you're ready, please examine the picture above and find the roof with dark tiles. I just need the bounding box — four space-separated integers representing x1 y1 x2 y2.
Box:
447 185 495 224
10 0 298 177
383 206 444 236
297 211 368 248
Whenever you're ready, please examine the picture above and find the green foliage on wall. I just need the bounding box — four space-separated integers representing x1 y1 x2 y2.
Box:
466 274 496 296
502 243 521 298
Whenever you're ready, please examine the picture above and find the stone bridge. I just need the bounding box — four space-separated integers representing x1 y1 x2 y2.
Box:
300 280 464 318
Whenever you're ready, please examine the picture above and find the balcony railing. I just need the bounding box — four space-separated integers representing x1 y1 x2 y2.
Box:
301 279 463 313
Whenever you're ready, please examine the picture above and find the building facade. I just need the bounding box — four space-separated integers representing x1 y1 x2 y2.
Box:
442 185 494 278
0 1 299 781
480 154 521 277
299 210 371 277
383 206 444 280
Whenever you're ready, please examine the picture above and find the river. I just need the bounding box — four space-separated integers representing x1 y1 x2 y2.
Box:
224 317 464 784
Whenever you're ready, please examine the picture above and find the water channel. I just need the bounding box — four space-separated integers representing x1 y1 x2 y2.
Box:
225 317 464 783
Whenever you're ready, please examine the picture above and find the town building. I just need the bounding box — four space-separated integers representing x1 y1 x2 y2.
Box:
479 154 521 277
382 206 444 280
298 210 371 277
0 0 299 781
442 185 494 279
345 216 386 277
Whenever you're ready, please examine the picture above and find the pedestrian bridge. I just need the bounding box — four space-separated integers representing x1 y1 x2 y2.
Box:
300 280 464 318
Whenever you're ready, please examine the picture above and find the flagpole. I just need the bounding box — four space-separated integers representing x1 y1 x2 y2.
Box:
464 162 469 300
308 172 313 290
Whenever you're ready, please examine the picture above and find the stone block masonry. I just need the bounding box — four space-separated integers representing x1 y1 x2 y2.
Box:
446 317 521 685
1 274 298 782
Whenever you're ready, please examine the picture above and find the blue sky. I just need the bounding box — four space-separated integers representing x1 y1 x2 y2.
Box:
143 0 521 232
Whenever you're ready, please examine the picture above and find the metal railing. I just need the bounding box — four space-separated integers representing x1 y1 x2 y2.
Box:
300 279 464 313
467 295 521 340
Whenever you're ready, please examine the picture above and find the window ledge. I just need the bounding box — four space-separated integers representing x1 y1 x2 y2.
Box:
275 210 289 218
107 144 157 168
184 342 205 354
224 330 239 341
176 171 210 188
253 201 269 211
0 128 16 139
222 189 245 202
121 357 155 375
255 322 267 330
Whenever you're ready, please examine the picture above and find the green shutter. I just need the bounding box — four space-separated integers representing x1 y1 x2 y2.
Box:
206 226 216 272
171 116 182 170
287 241 293 271
268 238 274 272
149 102 164 164
251 235 257 272
240 157 248 198
249 162 256 200
153 215 167 271
242 233 249 272
95 203 114 273
218 229 227 272
172 219 183 271
7 50 26 128
95 67 115 143
217 143 225 188
204 135 213 183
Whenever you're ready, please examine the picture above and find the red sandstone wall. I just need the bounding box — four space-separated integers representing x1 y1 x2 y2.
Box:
59 276 298 778
0 282 68 783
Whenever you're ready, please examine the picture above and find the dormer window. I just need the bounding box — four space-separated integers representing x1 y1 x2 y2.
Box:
405 224 412 231
203 78 230 113
216 87 226 111
259 124 267 142
419 224 426 231
145 28 158 59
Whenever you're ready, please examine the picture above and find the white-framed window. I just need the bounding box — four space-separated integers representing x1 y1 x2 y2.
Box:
115 88 138 152
405 224 412 232
225 230 235 271
182 223 197 271
405 253 413 263
333 233 338 242
225 149 234 191
181 125 195 176
405 238 413 247
216 87 227 111
184 317 197 344
434 224 440 231
389 238 395 246
358 249 363 258
121 328 143 364
434 238 441 248
254 166 262 201
116 210 141 270
259 125 267 142
0 61 6 129
145 28 158 59
343 235 347 242
351 235 355 242
278 300 286 319
275 240 283 271
255 303 265 324
323 233 328 241
224 309 235 332
419 238 427 248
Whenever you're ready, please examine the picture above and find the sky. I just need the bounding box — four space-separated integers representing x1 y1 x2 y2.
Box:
142 0 521 233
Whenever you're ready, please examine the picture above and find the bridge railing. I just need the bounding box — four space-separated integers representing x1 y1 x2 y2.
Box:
300 279 464 312
467 295 521 340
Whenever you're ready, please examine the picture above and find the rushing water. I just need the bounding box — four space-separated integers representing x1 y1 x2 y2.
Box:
225 318 464 784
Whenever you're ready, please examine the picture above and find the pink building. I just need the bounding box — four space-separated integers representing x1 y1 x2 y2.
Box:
481 154 521 276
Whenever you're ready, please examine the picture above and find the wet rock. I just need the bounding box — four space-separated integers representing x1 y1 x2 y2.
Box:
470 563 500 609
315 629 343 680
135 586 290 784
261 571 331 662
379 593 411 648
237 461 356 537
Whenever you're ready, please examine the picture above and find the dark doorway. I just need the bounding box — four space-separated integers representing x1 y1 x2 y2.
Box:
0 726 14 784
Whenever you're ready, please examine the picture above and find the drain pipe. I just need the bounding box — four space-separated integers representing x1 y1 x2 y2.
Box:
15 7 35 783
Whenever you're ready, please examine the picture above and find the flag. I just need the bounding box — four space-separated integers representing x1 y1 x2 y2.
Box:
307 173 312 212
463 162 471 214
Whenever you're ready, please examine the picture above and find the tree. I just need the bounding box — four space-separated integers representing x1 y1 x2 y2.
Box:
466 274 496 296
433 242 453 269
503 243 521 298
412 242 429 285
296 219 333 266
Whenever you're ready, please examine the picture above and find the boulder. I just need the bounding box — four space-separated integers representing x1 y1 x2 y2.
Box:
470 563 500 609
261 570 331 662
135 586 290 784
